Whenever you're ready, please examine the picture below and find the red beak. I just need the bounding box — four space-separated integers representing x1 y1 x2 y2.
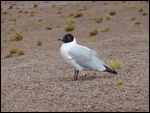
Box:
58 39 63 41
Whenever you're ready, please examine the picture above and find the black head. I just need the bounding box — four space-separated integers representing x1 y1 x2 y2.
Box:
58 34 74 43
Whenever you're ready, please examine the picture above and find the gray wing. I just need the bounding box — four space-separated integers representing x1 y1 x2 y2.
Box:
68 45 106 71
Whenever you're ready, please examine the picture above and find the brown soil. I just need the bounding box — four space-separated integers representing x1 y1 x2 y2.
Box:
1 1 149 112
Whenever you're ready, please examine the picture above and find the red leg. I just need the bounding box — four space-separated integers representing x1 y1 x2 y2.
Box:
74 70 79 81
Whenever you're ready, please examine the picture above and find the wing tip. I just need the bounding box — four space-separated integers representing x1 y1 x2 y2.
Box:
104 65 117 75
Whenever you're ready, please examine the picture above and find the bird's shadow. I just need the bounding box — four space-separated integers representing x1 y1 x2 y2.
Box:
78 73 115 81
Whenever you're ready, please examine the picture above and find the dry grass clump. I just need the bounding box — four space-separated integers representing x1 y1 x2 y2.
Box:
36 21 41 26
103 2 108 5
11 47 24 55
83 6 88 10
138 8 143 12
89 29 98 36
4 53 14 59
57 10 62 14
36 19 42 26
44 24 53 30
109 10 116 16
129 16 136 21
8 4 13 9
66 18 75 25
10 31 23 41
18 10 23 13
64 24 75 32
29 10 34 15
10 47 20 54
2 10 7 15
57 7 62 10
130 5 135 9
108 59 121 70
9 18 16 22
106 14 112 20
135 21 141 25
101 27 109 32
51 4 56 8
142 12 148 16
65 18 75 32
4 47 24 59
74 11 83 18
17 49 25 55
116 80 124 86
94 17 103 23
33 3 38 8
36 39 42 46
24 11 28 14
69 11 83 18
1 20 4 23
10 25 15 31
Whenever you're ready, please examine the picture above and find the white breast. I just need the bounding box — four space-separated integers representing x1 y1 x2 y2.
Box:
60 42 83 71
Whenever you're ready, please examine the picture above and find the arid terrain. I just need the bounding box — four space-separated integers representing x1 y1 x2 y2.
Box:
1 1 149 112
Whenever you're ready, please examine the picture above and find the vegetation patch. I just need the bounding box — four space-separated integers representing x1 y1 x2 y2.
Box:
89 29 98 36
94 18 103 23
64 24 75 32
10 31 23 41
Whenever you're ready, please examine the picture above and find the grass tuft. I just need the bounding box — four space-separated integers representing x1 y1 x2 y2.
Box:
94 18 103 23
8 4 13 9
10 31 23 41
130 5 135 9
17 49 24 55
1 20 4 23
101 27 109 32
135 21 141 25
10 48 19 54
51 4 55 8
89 29 98 36
36 39 42 46
138 8 143 12
142 12 148 16
116 80 124 86
129 16 136 21
57 10 62 14
73 11 83 18
66 18 75 25
44 24 53 30
4 53 14 59
64 24 75 32
109 10 116 16
108 59 121 70
18 10 23 13
4 47 24 59
106 14 112 20
2 10 7 15
33 3 38 8
83 6 88 10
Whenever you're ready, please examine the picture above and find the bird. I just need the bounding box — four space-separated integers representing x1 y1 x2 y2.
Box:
58 33 117 80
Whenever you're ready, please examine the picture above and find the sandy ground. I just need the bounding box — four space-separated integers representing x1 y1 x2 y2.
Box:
1 1 149 112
